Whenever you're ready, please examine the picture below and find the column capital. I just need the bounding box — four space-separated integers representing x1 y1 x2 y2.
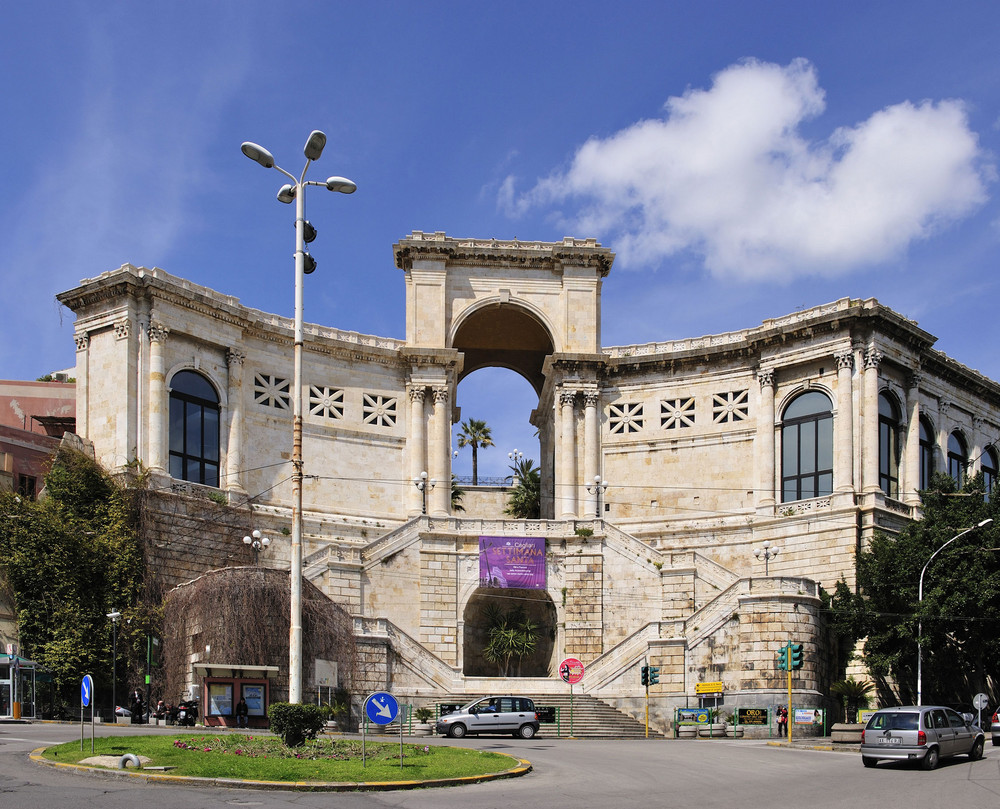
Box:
114 318 131 341
408 386 426 404
432 386 450 405
560 390 578 407
148 322 170 343
863 346 883 370
835 350 854 371
757 368 775 390
74 332 89 352
907 369 922 391
583 391 600 408
226 347 246 367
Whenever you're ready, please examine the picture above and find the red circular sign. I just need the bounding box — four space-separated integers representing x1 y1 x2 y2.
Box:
559 657 585 684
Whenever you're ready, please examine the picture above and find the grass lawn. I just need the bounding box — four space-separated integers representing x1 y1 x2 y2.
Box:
41 734 521 783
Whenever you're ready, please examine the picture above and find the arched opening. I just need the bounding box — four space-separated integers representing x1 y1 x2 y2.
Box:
451 303 554 516
462 588 557 677
780 390 833 502
169 369 220 486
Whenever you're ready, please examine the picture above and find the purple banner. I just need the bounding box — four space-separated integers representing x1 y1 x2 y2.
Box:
479 536 546 590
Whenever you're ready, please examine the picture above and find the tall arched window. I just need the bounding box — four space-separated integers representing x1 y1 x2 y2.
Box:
919 416 935 490
781 391 833 502
169 370 220 487
948 431 968 487
878 392 901 498
983 446 998 503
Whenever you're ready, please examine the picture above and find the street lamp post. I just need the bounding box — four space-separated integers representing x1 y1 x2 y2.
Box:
586 475 609 518
107 610 121 719
414 471 435 514
916 518 992 706
243 529 271 565
752 540 780 575
241 131 356 704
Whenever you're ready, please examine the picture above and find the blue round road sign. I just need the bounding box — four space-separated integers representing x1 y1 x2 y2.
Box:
365 691 399 725
81 674 94 707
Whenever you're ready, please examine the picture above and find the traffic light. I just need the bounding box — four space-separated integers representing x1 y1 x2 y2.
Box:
789 643 804 670
648 666 660 685
641 665 649 686
776 645 788 671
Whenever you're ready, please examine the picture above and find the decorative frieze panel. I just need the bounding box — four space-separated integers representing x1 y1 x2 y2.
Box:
712 390 749 423
254 373 291 410
362 393 397 428
309 386 345 420
661 397 695 430
609 402 644 434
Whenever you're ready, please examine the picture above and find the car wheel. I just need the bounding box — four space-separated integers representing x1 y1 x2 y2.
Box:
921 747 940 770
518 724 537 739
969 738 985 761
448 723 467 739
862 756 877 768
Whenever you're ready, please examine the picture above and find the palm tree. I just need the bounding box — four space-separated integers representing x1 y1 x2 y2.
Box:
451 475 466 513
457 418 494 486
830 677 875 723
505 456 540 519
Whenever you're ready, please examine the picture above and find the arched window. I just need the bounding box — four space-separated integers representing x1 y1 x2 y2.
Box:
983 446 998 503
781 391 833 502
169 370 220 487
878 392 901 498
919 417 935 490
948 431 968 487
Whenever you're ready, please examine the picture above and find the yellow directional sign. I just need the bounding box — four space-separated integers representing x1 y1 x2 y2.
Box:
695 681 724 694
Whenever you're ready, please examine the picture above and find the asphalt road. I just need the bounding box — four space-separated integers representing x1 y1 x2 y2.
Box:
3 722 1000 809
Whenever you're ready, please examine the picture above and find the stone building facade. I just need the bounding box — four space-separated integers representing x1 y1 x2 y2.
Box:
56 232 1000 730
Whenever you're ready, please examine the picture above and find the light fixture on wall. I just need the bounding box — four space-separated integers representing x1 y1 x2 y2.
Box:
587 475 609 518
243 529 271 565
413 471 435 514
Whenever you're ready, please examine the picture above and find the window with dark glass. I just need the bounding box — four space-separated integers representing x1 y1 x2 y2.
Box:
169 370 220 487
983 447 998 503
878 392 901 498
948 431 967 487
781 391 833 502
16 474 37 500
919 417 935 490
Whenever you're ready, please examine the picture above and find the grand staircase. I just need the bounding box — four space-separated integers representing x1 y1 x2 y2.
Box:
380 693 665 739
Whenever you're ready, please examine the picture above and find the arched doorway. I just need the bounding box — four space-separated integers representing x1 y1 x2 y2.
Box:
462 588 557 677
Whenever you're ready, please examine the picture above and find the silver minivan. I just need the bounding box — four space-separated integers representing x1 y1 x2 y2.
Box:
435 696 539 739
861 705 985 770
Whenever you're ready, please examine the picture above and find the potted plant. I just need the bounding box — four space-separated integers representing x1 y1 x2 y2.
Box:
414 706 434 737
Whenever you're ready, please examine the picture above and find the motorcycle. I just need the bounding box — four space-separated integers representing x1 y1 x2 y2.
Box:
176 699 199 726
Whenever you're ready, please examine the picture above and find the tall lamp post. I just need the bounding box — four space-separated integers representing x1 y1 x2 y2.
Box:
414 471 435 514
916 518 992 705
752 540 780 575
586 475 609 518
241 131 356 704
243 529 271 565
107 610 121 718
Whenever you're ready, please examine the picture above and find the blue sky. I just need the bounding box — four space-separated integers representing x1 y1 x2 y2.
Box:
2 1 999 481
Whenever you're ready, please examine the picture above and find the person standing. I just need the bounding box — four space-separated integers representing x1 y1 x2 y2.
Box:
235 697 249 728
776 705 788 738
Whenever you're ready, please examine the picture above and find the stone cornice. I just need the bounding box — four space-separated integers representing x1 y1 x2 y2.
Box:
393 231 615 276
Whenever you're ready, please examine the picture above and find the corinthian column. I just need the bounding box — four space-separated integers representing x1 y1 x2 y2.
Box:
904 371 922 505
862 346 882 493
430 386 451 515
226 348 247 494
583 391 600 515
408 386 427 515
148 322 169 473
755 369 776 509
835 350 855 493
559 390 578 518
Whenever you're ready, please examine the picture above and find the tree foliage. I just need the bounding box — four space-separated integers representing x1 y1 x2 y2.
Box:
504 457 540 519
0 445 148 705
830 472 1000 707
480 602 539 676
457 418 494 486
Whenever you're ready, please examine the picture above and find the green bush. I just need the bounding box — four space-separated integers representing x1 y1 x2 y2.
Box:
267 702 326 747
415 706 433 723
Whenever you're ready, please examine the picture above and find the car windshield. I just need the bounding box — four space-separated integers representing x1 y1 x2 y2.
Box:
868 712 919 731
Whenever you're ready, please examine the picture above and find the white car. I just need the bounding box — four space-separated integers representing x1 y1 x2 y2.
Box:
991 709 999 746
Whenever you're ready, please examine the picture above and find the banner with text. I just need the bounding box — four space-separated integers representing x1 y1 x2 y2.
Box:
479 536 546 589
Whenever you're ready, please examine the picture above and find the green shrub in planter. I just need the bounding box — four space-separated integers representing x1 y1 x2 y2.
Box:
267 702 326 747
415 706 434 723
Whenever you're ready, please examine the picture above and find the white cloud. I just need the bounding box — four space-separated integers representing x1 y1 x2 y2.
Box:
506 58 992 280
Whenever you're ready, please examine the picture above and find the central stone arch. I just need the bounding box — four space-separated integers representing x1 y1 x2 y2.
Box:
394 232 615 518
462 587 558 677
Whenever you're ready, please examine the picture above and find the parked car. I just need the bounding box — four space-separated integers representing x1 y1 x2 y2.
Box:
991 709 1000 746
860 705 984 770
435 696 539 739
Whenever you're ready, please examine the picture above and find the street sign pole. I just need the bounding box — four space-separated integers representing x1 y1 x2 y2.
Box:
786 643 793 743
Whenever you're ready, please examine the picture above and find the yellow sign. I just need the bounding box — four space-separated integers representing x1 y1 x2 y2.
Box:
695 681 724 694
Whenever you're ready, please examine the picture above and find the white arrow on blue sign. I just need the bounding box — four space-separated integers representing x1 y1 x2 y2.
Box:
364 691 399 725
81 674 94 707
